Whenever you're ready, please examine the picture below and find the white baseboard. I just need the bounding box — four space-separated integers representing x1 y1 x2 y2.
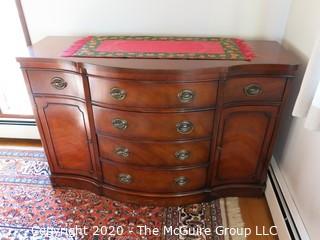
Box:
0 119 40 139
265 157 310 240
265 178 291 239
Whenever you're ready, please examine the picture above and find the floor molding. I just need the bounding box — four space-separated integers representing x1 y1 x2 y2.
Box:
265 156 310 240
0 119 39 139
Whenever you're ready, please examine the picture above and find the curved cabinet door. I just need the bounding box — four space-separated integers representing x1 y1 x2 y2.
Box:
35 97 98 179
212 106 278 185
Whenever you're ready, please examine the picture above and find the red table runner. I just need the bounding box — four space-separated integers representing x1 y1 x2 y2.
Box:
62 36 254 61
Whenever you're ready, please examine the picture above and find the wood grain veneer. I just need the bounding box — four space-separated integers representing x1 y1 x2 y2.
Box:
17 36 299 206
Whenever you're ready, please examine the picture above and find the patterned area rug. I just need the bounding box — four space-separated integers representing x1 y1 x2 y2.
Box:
62 36 254 61
0 148 245 240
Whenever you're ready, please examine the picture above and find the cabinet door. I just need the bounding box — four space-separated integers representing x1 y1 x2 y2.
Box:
35 97 97 178
212 106 278 184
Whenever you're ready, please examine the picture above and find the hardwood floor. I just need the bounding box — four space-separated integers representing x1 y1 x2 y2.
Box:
239 197 278 240
0 138 277 239
0 138 42 148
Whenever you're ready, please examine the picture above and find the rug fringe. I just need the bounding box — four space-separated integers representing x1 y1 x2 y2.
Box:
220 197 246 240
234 38 255 60
219 199 229 240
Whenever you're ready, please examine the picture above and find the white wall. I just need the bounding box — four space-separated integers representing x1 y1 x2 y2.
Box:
22 0 292 43
274 0 320 239
0 0 32 115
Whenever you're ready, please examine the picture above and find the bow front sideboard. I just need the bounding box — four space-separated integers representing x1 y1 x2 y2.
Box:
17 37 298 206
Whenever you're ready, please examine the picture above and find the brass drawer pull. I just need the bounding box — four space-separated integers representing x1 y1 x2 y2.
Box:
244 84 263 96
50 77 67 90
175 176 188 186
178 89 194 103
176 121 193 134
112 119 128 130
114 147 129 158
110 87 127 100
118 173 132 184
175 150 190 161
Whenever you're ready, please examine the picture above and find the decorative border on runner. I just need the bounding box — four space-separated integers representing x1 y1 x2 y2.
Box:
62 36 255 61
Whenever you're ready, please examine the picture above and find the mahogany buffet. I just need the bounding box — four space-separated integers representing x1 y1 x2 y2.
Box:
17 37 298 206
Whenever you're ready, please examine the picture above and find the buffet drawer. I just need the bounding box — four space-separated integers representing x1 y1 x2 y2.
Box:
26 70 85 99
223 77 286 103
98 135 210 167
89 76 218 108
93 106 214 140
101 161 207 193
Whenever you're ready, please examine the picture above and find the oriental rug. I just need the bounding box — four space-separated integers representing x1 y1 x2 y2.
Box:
62 36 254 61
0 148 245 240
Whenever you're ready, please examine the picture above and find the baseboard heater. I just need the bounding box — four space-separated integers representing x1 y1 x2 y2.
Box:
265 157 310 240
0 118 40 139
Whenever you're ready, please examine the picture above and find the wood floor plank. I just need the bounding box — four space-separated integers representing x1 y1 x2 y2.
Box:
0 138 42 147
239 197 278 240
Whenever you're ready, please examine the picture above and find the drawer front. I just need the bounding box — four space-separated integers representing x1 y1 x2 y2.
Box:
102 161 207 193
89 77 218 108
93 106 214 140
27 70 85 98
223 77 286 103
98 135 210 167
